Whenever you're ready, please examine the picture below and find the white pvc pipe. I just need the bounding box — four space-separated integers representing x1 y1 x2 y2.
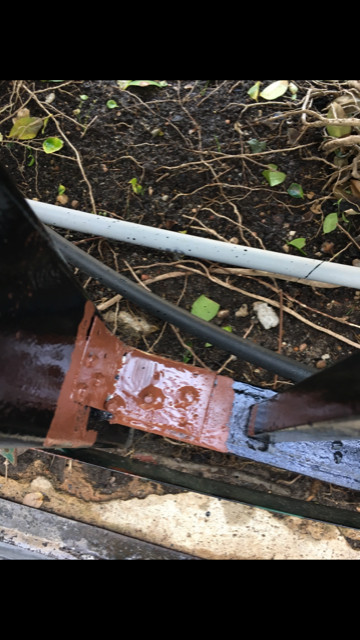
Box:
27 199 360 290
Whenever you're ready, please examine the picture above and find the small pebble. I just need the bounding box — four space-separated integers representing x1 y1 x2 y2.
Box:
22 492 44 508
217 309 230 319
253 302 279 329
56 194 69 205
321 241 334 254
316 360 327 369
30 476 53 493
352 259 360 268
235 304 249 318
151 128 163 138
45 92 55 104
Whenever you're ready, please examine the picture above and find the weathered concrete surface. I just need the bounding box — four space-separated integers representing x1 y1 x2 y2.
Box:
0 455 359 559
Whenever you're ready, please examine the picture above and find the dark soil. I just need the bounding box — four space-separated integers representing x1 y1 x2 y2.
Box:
1 80 360 514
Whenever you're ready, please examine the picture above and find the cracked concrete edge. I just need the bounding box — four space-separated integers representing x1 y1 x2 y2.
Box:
89 491 360 560
0 470 360 558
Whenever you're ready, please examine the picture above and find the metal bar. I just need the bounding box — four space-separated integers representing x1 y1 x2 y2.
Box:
248 351 360 441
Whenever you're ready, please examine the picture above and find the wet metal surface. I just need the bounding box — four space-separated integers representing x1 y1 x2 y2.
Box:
0 163 89 446
227 380 360 491
80 314 234 451
2 163 360 492
248 351 360 440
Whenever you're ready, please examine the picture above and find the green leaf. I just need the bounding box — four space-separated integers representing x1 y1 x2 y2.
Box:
289 82 298 99
326 102 352 138
26 146 35 167
106 99 118 109
129 178 143 195
183 341 193 363
41 116 49 134
262 166 286 186
117 81 132 90
129 80 168 88
247 81 261 101
259 81 289 101
42 137 64 154
58 184 66 195
191 295 220 321
80 94 89 101
8 116 43 140
0 448 17 464
248 138 267 153
287 237 307 255
118 80 168 90
287 183 304 198
323 212 338 234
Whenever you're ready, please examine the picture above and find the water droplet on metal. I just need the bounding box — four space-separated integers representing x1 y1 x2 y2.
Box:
85 352 99 367
93 372 104 386
76 382 88 401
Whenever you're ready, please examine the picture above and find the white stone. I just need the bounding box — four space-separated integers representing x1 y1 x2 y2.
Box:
253 302 279 329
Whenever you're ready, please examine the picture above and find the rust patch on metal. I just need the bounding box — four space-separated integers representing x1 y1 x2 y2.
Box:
44 301 98 448
72 312 126 411
45 299 235 452
200 374 235 452
102 348 234 452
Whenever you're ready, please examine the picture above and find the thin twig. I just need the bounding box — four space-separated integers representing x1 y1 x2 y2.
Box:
97 294 123 311
170 325 210 369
